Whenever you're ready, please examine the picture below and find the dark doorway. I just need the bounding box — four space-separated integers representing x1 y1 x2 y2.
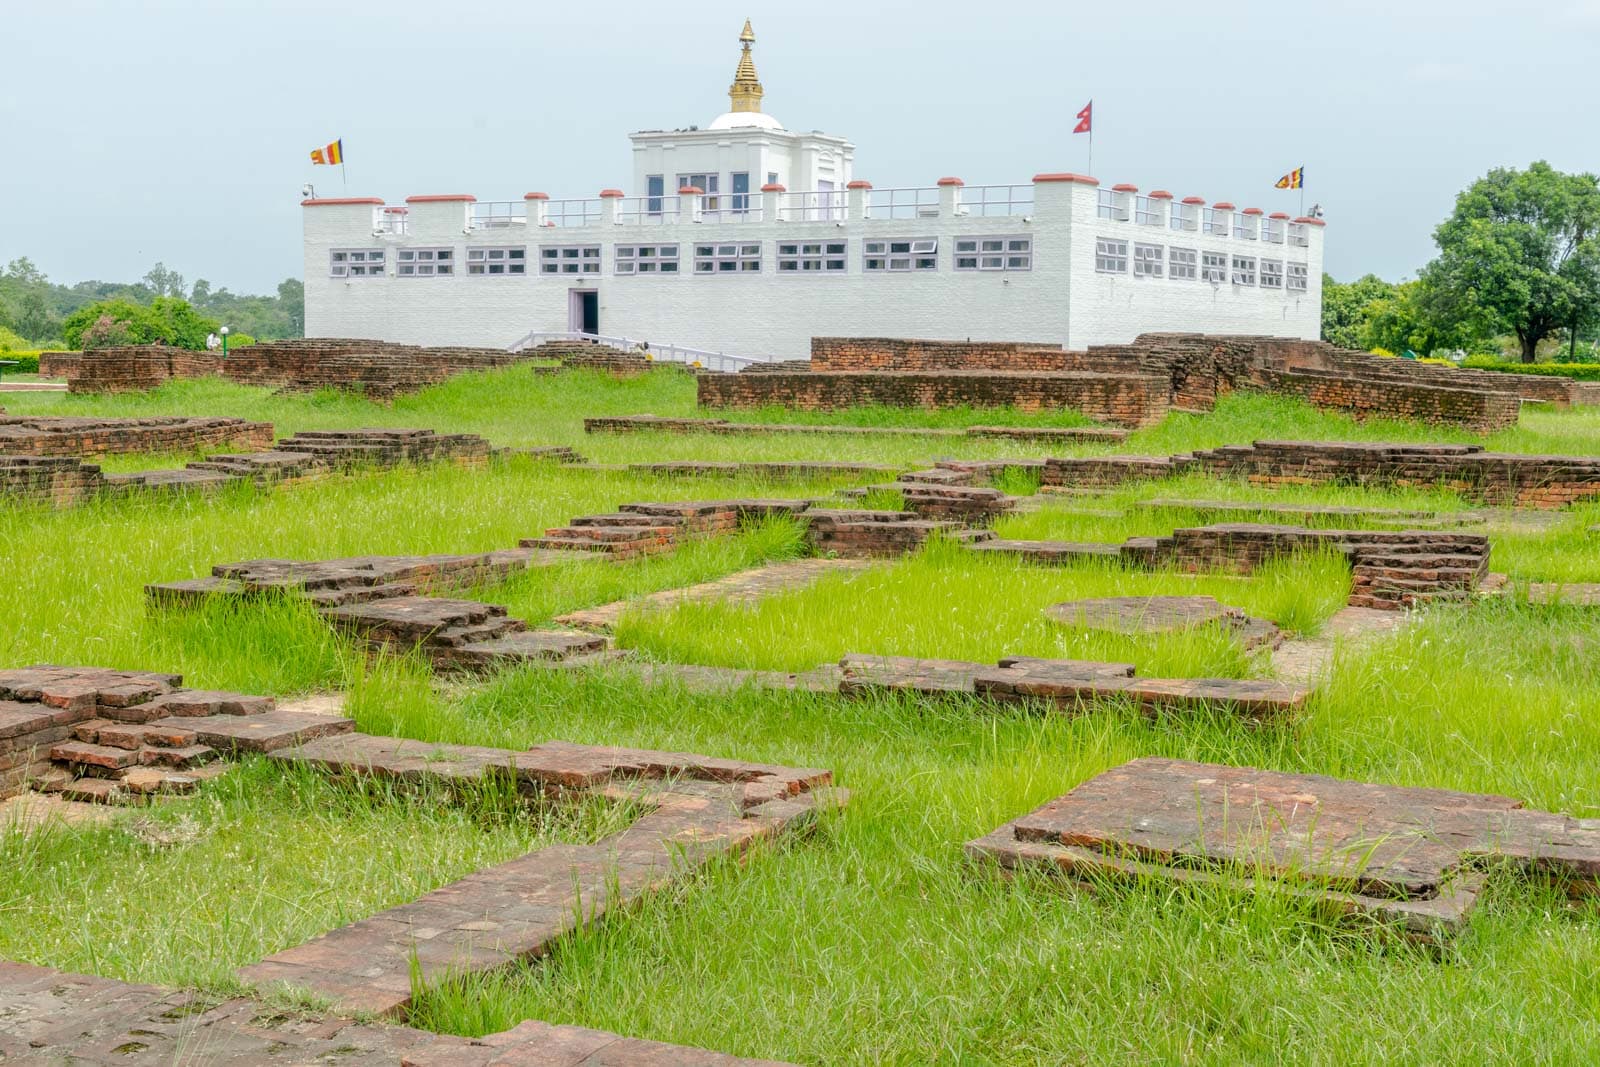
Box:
568 289 599 334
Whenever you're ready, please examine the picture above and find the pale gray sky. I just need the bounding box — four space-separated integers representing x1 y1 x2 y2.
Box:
2 0 1597 294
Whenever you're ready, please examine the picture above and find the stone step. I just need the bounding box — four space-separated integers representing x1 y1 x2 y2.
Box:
967 539 1122 563
93 722 197 750
518 536 675 559
145 711 354 754
445 630 612 669
49 741 138 771
567 513 686 528
138 744 217 769
1351 564 1483 584
541 524 678 544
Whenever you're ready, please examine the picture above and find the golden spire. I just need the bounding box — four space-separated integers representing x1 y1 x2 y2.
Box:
728 19 764 114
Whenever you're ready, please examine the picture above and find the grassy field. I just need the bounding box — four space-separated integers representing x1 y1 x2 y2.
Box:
4 370 1600 1062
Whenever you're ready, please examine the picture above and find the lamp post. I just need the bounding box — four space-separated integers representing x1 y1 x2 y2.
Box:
220 326 230 360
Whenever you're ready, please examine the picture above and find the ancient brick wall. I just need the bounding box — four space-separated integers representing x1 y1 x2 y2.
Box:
37 351 81 378
1256 369 1521 432
810 337 1074 373
1573 382 1600 406
0 416 273 458
66 346 223 394
698 370 1171 427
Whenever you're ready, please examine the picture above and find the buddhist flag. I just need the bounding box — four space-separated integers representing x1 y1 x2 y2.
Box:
1275 166 1304 190
1073 101 1092 135
310 139 344 165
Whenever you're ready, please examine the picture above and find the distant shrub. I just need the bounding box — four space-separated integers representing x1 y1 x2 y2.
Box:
0 351 40 373
62 297 219 351
77 313 141 350
0 326 29 352
224 333 256 348
1369 347 1397 358
1460 357 1600 381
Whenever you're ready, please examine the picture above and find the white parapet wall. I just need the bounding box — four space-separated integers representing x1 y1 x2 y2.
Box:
303 175 1324 360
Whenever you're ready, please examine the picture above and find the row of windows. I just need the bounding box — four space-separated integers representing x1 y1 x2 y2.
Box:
1094 238 1308 291
330 236 1035 278
1098 191 1306 245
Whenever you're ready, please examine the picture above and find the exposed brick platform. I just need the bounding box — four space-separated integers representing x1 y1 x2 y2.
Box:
801 508 985 557
1041 440 1600 510
1142 497 1485 527
585 414 1128 443
0 415 272 457
221 339 554 397
703 334 1545 432
837 654 1306 719
0 665 351 803
698 370 1171 428
556 558 872 631
968 757 1600 940
628 460 899 480
1045 595 1282 650
3 428 492 507
240 734 839 1016
65 345 221 393
841 482 1018 524
973 523 1490 611
526 499 816 559
36 350 81 378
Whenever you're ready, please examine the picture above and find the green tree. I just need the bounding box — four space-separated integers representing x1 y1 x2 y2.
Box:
1320 273 1398 349
141 262 187 299
1424 161 1600 363
278 278 304 335
60 297 219 351
148 295 220 349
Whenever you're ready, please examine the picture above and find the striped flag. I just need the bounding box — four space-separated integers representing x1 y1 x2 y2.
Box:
310 139 344 165
1274 166 1304 190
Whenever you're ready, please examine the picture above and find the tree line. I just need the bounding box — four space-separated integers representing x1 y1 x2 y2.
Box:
1323 161 1600 363
0 259 303 351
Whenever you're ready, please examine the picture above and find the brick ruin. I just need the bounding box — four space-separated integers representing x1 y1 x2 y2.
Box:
0 414 273 457
0 664 837 1064
584 414 1128 444
968 756 1600 941
973 522 1491 611
698 334 1597 431
1042 440 1600 509
0 428 491 507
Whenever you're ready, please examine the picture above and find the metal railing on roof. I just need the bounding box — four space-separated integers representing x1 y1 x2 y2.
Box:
505 330 768 374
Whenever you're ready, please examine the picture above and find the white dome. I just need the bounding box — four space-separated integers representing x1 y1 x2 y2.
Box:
707 111 784 131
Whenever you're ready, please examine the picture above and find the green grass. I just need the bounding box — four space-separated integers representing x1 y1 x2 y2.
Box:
613 536 1353 677
0 759 632 989
7 370 1600 1062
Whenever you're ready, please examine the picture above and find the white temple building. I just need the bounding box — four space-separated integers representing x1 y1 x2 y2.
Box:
302 22 1325 364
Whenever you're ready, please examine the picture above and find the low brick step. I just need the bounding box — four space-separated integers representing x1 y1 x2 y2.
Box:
838 654 986 696
952 529 997 544
621 499 814 520
896 468 974 485
988 675 1309 720
967 539 1122 563
319 596 510 642
1352 564 1483 584
49 741 137 771
567 513 687 528
424 616 528 648
301 583 418 608
540 524 678 544
105 689 276 723
89 721 197 750
138 744 217 769
145 710 354 754
518 536 674 558
801 508 917 525
445 630 611 669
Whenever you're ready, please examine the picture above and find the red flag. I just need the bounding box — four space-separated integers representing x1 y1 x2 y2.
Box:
1073 100 1092 135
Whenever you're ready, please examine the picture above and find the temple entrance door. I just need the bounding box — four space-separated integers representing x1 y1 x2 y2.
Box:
568 289 599 334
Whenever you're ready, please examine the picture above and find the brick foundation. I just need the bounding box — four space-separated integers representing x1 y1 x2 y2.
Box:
0 415 273 457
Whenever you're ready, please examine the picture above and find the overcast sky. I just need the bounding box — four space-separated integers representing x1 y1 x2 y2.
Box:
2 0 1597 295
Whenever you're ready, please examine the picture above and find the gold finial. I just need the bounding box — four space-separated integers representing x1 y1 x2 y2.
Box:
729 19 764 114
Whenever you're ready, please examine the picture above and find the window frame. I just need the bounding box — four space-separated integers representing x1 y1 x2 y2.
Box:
1287 262 1309 292
1261 218 1285 244
1132 242 1164 278
539 244 602 275
465 246 527 277
1095 237 1129 274
1233 214 1259 241
954 235 1032 271
777 240 849 274
693 242 762 274
1260 258 1285 289
395 247 454 277
1201 251 1229 284
330 248 386 278
1134 196 1164 226
614 244 680 275
1168 247 1198 281
1202 208 1230 237
1231 254 1257 286
1169 203 1196 232
864 237 938 272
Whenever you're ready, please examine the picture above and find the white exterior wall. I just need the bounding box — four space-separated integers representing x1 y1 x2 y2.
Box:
303 177 1324 359
628 127 853 202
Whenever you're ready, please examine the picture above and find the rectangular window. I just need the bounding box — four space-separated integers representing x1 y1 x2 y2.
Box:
646 174 665 216
1135 196 1163 226
864 237 938 272
1260 259 1284 289
1095 238 1128 273
1201 251 1229 283
540 245 601 274
1169 203 1195 232
1133 243 1164 277
1169 247 1198 281
767 171 779 186
1262 218 1285 244
1231 255 1257 286
778 241 848 273
1203 208 1229 236
955 236 1032 271
1287 262 1309 292
731 172 751 213
330 248 385 278
1288 222 1309 247
466 247 526 276
1097 189 1128 221
614 244 679 275
1233 214 1258 240
694 242 761 273
677 173 720 211
395 247 453 277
